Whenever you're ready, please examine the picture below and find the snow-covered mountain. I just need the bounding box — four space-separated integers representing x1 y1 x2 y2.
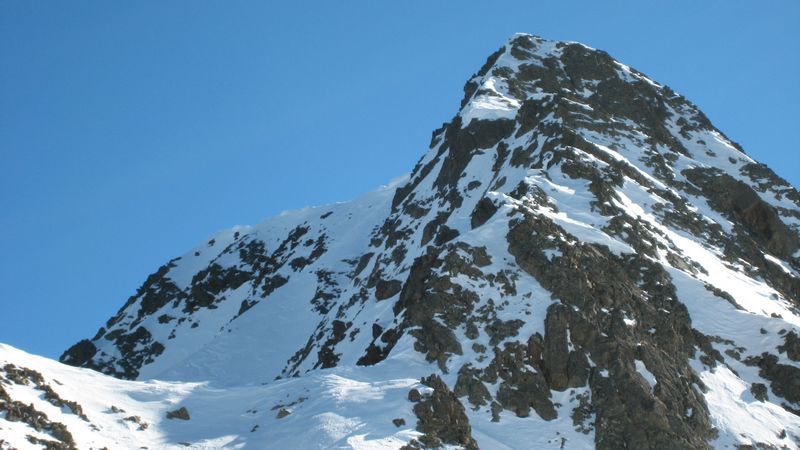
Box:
3 33 800 449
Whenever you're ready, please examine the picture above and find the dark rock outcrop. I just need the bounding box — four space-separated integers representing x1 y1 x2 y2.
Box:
507 213 715 449
403 375 479 450
166 406 191 420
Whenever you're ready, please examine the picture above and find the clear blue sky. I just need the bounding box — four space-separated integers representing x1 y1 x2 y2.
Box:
2 1 798 359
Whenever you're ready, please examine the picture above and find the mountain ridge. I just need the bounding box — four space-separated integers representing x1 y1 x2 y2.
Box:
2 32 799 449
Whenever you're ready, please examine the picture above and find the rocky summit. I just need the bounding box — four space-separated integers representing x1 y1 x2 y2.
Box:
3 33 800 449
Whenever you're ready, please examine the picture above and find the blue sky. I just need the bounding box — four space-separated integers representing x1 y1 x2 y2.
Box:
1 1 798 359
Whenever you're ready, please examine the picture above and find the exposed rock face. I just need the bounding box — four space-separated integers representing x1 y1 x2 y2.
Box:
166 406 191 420
684 167 799 259
0 364 80 449
506 214 715 449
403 375 479 450
55 33 800 449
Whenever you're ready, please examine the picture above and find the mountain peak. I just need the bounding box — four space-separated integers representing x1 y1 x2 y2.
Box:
458 33 672 129
6 34 799 450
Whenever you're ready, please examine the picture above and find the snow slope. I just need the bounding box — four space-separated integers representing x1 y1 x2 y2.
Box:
1 337 596 449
